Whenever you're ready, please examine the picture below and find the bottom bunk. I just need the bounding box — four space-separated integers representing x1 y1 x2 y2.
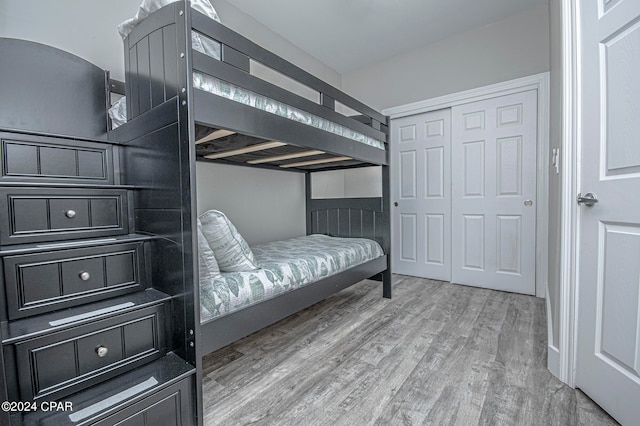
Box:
199 256 387 355
196 198 390 356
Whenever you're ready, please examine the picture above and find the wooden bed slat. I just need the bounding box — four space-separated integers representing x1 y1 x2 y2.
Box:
204 141 286 159
247 150 324 164
280 156 351 168
195 129 236 144
193 91 388 165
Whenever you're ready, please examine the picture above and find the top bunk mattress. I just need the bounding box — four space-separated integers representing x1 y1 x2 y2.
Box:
199 234 384 322
193 71 386 150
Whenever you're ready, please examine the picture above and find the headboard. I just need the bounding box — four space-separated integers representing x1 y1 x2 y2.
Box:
0 38 108 139
308 198 387 249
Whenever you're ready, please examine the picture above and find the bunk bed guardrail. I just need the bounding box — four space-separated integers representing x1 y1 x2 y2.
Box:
123 3 389 165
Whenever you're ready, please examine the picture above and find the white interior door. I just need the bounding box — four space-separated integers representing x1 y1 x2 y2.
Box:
391 109 451 281
451 91 537 295
575 0 640 423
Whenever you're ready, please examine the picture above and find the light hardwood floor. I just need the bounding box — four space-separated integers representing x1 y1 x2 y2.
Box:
202 275 618 425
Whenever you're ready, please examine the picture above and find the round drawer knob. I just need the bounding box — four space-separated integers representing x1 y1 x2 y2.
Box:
79 271 91 281
96 346 109 358
65 210 77 218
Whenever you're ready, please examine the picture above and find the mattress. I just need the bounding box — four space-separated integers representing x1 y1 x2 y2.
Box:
199 234 384 322
192 72 386 150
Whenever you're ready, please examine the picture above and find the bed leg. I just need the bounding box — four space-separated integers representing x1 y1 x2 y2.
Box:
382 269 392 299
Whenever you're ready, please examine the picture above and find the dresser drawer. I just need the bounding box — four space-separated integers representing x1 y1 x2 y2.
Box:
13 304 166 401
0 133 115 184
91 376 194 426
0 187 129 245
3 242 148 319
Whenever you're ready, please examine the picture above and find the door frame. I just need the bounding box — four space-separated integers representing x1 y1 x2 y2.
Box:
555 0 579 388
383 72 550 301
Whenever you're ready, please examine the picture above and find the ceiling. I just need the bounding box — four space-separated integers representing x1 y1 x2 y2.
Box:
226 0 547 74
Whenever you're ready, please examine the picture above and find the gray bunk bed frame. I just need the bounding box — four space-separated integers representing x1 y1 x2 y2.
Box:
114 2 391 417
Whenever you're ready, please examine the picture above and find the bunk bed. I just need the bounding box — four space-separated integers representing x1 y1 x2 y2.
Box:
115 0 391 361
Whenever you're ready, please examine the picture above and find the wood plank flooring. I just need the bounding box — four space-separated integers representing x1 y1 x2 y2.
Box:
202 275 618 425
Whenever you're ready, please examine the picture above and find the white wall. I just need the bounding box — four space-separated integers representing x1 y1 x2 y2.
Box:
311 167 382 199
342 4 550 111
196 162 305 245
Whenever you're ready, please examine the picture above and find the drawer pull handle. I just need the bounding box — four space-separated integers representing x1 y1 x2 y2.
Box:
65 210 77 218
79 271 91 281
96 346 109 357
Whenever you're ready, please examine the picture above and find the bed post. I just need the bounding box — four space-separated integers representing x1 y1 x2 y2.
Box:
382 164 392 299
305 172 313 235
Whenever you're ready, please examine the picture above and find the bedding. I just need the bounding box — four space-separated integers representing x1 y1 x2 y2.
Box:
117 0 220 38
193 73 386 150
199 234 384 322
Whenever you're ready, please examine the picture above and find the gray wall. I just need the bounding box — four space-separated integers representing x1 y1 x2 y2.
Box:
548 0 562 351
0 0 139 81
311 167 382 199
0 0 342 87
196 162 305 245
342 4 550 111
213 0 341 88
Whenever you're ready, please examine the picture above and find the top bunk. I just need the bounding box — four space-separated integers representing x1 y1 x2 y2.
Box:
121 1 389 171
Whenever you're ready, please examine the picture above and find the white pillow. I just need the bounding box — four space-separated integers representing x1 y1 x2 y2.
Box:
199 210 259 271
197 219 220 281
118 0 221 39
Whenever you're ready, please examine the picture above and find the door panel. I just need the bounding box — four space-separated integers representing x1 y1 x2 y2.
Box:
399 151 417 199
399 214 417 263
599 224 640 374
496 215 521 274
425 214 445 265
497 137 522 196
576 0 640 422
391 109 451 281
425 147 444 198
463 215 485 270
451 90 537 295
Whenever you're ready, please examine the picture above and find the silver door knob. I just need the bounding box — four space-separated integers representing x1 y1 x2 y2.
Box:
524 200 533 207
96 346 108 357
577 192 598 207
65 210 77 218
79 271 91 281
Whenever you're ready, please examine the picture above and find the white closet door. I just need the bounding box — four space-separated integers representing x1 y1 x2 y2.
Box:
391 109 451 281
451 90 537 295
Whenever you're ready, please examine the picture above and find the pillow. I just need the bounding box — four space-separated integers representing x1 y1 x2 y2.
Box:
199 210 260 271
118 0 221 39
197 219 220 281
